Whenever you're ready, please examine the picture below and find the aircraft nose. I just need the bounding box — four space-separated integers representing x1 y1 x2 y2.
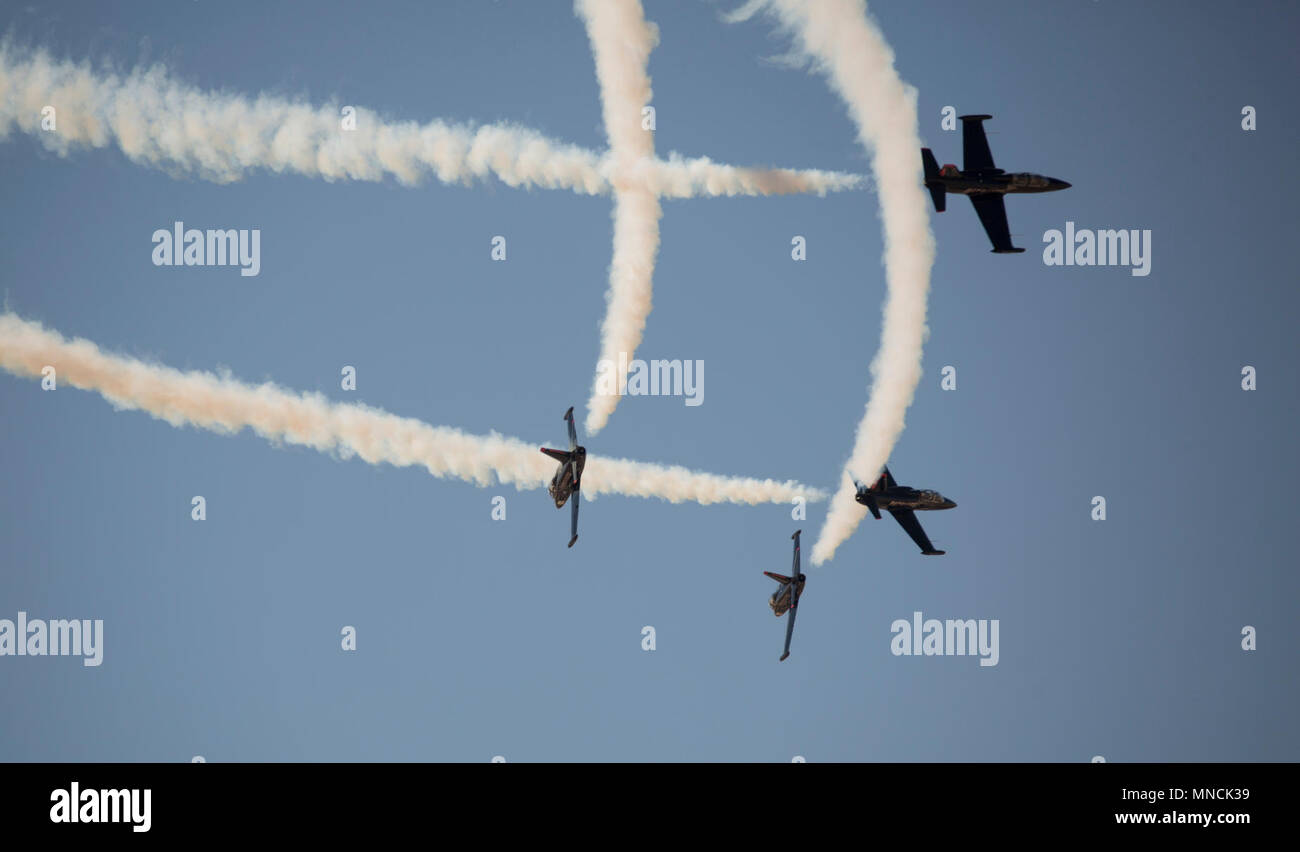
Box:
1052 178 1071 190
943 499 957 509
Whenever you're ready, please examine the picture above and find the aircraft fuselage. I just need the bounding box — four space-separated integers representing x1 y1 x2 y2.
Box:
768 577 806 617
547 448 585 508
859 486 956 512
932 169 1071 197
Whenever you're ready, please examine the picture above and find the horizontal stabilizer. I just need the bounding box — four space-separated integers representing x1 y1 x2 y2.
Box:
928 183 946 213
764 571 792 584
921 147 940 179
540 447 571 464
855 480 882 518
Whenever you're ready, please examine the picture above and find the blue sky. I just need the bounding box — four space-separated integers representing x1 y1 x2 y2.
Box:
1 0 1296 761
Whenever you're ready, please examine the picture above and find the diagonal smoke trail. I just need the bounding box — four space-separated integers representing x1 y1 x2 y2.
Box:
0 313 825 505
728 0 937 564
577 0 663 435
0 45 862 198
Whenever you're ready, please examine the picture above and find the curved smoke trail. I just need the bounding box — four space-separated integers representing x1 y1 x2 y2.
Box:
728 0 937 564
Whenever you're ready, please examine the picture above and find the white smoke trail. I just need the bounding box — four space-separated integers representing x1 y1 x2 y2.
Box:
644 152 864 198
0 313 824 505
729 1 936 564
577 0 663 435
0 45 861 198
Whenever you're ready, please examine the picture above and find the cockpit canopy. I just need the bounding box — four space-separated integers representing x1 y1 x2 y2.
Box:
1009 173 1050 188
939 164 961 178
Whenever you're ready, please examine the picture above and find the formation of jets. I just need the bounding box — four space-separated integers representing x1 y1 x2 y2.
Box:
538 409 957 661
538 114 1063 660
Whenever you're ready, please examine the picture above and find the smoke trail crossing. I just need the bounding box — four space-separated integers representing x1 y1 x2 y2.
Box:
577 0 663 434
727 0 937 564
0 313 824 506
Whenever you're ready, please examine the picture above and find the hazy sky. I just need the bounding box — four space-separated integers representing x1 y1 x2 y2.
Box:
1 0 1296 761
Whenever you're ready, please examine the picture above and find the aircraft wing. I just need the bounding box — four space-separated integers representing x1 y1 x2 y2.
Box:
780 530 802 661
969 194 1024 254
568 488 579 548
889 508 945 555
960 115 997 173
781 589 797 662
564 406 578 451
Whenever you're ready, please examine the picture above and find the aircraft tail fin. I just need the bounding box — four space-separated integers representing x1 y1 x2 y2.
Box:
921 148 946 212
851 472 883 519
764 571 792 584
540 447 572 464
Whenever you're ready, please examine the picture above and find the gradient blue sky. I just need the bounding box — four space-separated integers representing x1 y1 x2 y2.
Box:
1 0 1296 761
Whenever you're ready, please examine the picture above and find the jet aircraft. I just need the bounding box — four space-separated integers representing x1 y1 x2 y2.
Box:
540 406 586 548
853 467 956 556
764 530 806 662
921 114 1070 253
